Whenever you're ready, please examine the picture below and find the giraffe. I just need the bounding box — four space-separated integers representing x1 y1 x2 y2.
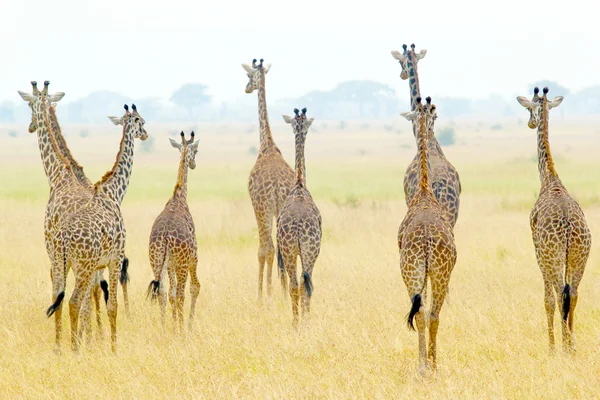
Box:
516 87 591 352
391 44 462 228
398 97 457 374
147 131 200 331
50 101 132 321
41 98 147 352
276 107 321 328
242 58 295 297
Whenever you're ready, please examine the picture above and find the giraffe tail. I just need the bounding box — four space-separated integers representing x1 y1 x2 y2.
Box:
120 257 130 285
561 212 572 322
147 243 168 302
302 272 313 297
407 294 422 331
147 280 160 301
100 280 109 304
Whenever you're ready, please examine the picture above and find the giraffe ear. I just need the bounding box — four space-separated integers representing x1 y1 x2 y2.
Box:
391 50 403 61
242 64 254 74
49 92 65 102
516 96 532 109
416 49 427 60
189 141 200 151
108 116 124 125
17 91 34 102
169 138 182 149
263 63 272 74
282 115 294 124
548 96 564 109
305 117 315 128
400 111 417 121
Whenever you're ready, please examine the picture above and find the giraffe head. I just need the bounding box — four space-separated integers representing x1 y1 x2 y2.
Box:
107 104 148 140
516 87 563 129
242 58 272 93
282 107 315 140
169 131 199 169
400 96 434 132
391 43 427 80
18 81 65 133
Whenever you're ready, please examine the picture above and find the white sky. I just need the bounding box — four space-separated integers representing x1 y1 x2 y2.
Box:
3 0 598 104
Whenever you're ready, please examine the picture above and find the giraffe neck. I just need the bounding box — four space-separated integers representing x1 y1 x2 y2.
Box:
294 133 307 187
257 71 275 150
172 148 189 201
416 115 432 195
407 60 421 136
94 120 135 204
34 101 71 187
537 106 559 186
49 105 92 189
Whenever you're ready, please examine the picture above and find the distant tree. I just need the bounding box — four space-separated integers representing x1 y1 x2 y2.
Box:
330 80 395 118
437 127 456 146
170 84 211 120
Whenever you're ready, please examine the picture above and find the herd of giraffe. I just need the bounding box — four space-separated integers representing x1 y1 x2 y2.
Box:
15 43 591 375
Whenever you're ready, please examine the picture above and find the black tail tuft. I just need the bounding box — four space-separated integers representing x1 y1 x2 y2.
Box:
147 280 160 301
407 294 422 331
100 280 109 304
46 291 65 317
277 247 285 277
120 257 130 285
303 272 313 297
562 284 571 322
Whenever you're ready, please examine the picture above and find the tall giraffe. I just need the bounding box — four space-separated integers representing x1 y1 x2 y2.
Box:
276 108 322 327
398 97 457 374
391 44 462 228
50 101 131 320
147 131 200 331
516 87 591 352
43 99 147 352
242 58 295 297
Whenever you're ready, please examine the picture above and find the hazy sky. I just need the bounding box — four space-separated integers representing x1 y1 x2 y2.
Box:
4 0 598 105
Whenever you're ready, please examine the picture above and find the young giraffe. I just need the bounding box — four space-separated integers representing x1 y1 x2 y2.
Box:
45 102 147 352
243 58 295 297
398 97 457 374
49 101 132 321
276 107 321 327
391 44 461 228
147 131 200 331
516 87 591 352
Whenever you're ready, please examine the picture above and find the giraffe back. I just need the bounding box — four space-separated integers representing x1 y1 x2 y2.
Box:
248 147 296 218
530 180 591 276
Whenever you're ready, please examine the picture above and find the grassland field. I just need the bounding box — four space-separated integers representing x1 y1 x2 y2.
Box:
1 118 600 398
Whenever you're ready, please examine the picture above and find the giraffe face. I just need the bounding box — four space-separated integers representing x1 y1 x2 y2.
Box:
169 134 199 170
401 100 427 131
391 45 427 80
18 81 65 133
282 108 314 141
108 104 148 140
242 60 271 93
424 100 437 134
517 88 564 129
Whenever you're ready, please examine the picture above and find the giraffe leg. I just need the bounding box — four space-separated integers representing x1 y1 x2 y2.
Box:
401 260 428 374
169 267 177 324
255 203 275 299
49 260 66 354
79 283 94 347
175 271 188 334
554 280 571 353
69 271 93 353
428 280 448 370
284 255 299 329
92 282 104 340
107 259 120 353
188 257 201 331
543 280 556 352
299 253 316 322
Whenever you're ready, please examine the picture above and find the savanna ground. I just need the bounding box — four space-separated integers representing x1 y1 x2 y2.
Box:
1 118 600 398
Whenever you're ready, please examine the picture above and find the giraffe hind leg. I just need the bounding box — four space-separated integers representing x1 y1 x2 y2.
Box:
120 257 130 317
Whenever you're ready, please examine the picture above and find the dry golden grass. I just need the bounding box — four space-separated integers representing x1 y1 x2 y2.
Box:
1 121 600 398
